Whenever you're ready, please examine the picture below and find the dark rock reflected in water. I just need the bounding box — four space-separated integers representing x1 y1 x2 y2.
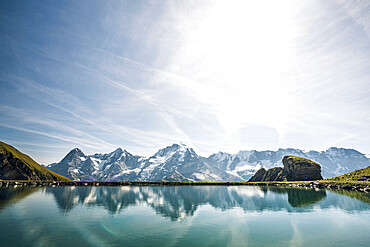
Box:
0 186 369 247
267 187 327 207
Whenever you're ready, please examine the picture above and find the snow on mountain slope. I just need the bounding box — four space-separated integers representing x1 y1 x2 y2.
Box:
207 147 370 180
137 143 230 182
206 148 307 181
47 148 89 180
48 145 370 181
48 148 144 181
313 147 370 177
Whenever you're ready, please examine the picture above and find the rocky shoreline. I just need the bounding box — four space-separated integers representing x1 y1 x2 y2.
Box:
0 180 369 193
251 181 370 193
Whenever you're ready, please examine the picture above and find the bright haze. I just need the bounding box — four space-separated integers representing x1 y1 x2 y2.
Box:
0 0 369 164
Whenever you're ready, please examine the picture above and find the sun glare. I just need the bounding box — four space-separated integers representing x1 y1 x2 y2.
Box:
172 0 300 138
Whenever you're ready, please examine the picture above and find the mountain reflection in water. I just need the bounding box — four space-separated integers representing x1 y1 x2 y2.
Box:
41 186 369 220
1 186 369 221
0 185 369 247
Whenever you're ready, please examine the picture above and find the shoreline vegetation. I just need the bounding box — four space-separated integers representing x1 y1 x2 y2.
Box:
0 180 369 193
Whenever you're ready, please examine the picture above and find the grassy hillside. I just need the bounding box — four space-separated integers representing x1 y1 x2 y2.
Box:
326 166 370 182
0 141 70 181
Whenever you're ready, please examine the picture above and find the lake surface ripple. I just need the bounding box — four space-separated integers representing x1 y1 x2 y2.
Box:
0 186 369 247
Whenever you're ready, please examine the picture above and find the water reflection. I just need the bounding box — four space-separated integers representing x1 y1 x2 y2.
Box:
0 186 368 247
41 186 368 220
332 189 370 203
0 186 368 221
0 187 40 210
268 187 327 207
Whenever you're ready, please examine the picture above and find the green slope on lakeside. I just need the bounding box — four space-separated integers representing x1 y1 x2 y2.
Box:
0 141 70 181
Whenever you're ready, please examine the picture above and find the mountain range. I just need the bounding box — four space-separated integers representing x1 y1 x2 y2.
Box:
47 143 370 182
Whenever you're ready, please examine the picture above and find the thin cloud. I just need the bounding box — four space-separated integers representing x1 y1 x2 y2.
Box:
0 106 115 150
0 0 369 163
3 74 182 147
22 44 223 138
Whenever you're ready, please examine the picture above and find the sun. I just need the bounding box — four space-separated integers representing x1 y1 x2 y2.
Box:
169 0 301 138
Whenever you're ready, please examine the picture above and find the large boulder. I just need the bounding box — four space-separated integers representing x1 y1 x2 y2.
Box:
283 156 323 181
248 156 323 182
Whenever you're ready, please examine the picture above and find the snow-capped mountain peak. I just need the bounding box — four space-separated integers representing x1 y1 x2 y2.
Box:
107 148 126 161
48 145 370 182
113 147 123 153
60 148 86 163
152 143 197 160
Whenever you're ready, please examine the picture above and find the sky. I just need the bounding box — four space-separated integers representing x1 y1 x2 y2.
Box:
0 0 369 164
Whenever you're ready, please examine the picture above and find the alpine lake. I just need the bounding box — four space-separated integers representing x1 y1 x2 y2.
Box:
0 185 369 247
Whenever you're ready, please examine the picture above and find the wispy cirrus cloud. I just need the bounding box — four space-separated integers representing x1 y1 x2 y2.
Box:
0 106 115 150
0 0 369 164
2 75 192 151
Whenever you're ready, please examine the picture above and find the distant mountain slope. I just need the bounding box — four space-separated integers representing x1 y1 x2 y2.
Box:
327 166 370 182
207 148 370 179
0 141 70 181
47 144 370 182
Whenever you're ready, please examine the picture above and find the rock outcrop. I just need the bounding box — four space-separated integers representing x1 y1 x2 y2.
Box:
248 168 267 182
248 156 323 182
248 167 285 182
282 156 323 181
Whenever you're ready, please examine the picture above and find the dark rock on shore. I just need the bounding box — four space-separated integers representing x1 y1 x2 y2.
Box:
282 156 323 181
248 168 266 182
248 156 323 182
248 167 285 182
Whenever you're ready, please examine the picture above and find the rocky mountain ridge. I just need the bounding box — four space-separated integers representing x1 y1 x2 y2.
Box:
47 144 370 182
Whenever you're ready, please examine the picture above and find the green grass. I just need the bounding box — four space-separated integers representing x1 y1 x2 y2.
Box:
286 156 321 167
0 141 70 181
324 166 370 182
330 189 370 203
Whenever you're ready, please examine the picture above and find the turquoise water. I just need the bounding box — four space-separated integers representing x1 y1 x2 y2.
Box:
0 186 369 247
